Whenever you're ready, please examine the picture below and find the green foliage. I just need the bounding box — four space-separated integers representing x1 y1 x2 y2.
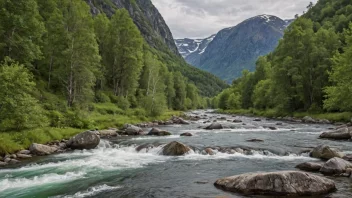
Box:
0 0 45 67
324 23 352 111
215 1 352 116
0 59 48 131
116 97 131 111
95 91 111 103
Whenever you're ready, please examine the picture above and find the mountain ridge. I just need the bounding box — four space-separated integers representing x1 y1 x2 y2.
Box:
176 14 294 83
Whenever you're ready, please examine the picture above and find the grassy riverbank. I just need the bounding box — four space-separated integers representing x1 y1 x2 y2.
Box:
0 106 182 155
217 109 352 123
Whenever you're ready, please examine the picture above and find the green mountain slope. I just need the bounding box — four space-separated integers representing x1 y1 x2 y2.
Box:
86 0 228 96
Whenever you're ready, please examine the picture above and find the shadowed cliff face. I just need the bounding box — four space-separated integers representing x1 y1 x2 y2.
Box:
85 0 179 56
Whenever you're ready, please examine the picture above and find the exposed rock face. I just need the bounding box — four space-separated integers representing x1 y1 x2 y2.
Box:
85 0 179 56
320 157 352 175
214 171 336 196
175 35 216 62
29 143 58 156
161 141 191 156
205 123 223 130
295 162 322 172
147 128 172 136
185 15 292 82
320 127 352 140
67 131 100 150
310 145 345 160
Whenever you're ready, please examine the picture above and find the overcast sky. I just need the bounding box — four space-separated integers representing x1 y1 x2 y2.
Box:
151 0 318 39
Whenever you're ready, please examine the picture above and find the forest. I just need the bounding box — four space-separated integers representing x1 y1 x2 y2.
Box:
213 0 352 121
0 0 226 153
0 0 219 133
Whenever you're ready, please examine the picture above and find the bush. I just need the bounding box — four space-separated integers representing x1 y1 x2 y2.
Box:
116 96 130 110
47 110 64 127
63 110 93 129
95 91 111 103
0 60 49 131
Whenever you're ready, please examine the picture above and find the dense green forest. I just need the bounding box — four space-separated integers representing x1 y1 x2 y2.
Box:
0 0 216 133
213 0 352 118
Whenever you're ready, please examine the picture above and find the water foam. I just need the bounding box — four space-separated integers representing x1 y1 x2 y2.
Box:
52 184 121 198
0 172 85 192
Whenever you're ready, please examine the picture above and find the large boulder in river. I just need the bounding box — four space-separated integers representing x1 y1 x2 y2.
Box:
319 127 352 140
161 141 191 156
147 128 171 136
124 125 144 135
320 157 352 175
29 143 58 155
205 123 223 130
295 162 322 172
214 171 336 196
310 145 344 160
67 131 100 150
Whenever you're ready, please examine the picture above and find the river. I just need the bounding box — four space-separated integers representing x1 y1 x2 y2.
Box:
0 110 351 198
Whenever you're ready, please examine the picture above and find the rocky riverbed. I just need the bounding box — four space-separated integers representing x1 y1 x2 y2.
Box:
0 110 351 198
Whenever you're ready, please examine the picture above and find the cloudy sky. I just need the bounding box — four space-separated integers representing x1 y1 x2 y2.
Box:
151 0 318 39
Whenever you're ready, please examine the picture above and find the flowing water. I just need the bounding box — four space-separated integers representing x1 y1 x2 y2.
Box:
1 110 352 198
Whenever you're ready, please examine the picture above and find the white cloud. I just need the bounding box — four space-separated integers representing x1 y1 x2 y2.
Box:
151 0 318 38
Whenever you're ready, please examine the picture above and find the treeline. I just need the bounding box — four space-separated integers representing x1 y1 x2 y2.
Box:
213 0 352 114
0 0 208 131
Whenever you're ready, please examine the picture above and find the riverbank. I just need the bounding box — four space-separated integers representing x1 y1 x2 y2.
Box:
0 110 182 155
1 110 351 197
217 109 352 123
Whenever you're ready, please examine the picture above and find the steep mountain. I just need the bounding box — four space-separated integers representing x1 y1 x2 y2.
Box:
175 35 216 66
177 15 293 83
86 0 228 96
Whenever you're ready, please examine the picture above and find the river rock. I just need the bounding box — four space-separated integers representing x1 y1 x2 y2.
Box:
205 123 223 130
214 171 336 196
161 141 191 156
253 118 261 121
171 117 190 125
99 129 118 137
67 131 100 150
295 162 322 172
8 159 20 164
343 154 352 162
268 126 277 130
246 139 264 142
147 128 172 136
136 143 156 152
319 127 351 140
180 132 193 137
0 161 7 166
124 125 144 135
204 148 215 155
233 119 242 123
310 145 344 160
17 150 31 155
29 143 58 155
16 154 32 159
234 148 244 154
303 116 316 123
320 157 352 175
